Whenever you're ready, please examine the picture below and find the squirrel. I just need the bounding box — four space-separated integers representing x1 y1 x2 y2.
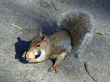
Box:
23 11 93 73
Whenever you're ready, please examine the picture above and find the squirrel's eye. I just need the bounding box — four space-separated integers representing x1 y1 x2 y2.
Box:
36 44 40 47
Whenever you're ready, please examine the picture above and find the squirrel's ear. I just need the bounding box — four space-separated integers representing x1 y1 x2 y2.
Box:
38 29 43 36
37 29 48 42
42 35 48 42
37 28 43 37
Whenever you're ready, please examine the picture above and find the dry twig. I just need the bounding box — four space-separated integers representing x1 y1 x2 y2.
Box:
84 62 98 82
11 22 22 30
50 0 58 11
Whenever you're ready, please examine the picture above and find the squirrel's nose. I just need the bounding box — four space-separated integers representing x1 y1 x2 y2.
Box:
26 52 35 60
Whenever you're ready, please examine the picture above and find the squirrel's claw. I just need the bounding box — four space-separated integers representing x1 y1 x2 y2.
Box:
48 66 54 72
48 64 59 73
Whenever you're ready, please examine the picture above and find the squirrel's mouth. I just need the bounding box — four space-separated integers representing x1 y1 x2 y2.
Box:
22 50 42 62
22 49 46 63
35 50 41 58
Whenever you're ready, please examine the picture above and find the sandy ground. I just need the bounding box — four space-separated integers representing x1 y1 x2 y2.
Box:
0 0 110 82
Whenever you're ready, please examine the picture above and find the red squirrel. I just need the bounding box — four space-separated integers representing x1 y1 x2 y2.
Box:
23 11 93 72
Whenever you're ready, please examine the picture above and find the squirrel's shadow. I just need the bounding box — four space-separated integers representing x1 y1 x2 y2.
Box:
15 37 31 63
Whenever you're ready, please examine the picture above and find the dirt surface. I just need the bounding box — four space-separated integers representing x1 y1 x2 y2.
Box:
0 0 110 82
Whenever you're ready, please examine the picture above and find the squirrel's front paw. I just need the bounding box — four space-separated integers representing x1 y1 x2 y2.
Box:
48 64 60 73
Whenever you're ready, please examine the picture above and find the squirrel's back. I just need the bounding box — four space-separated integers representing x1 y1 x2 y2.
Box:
49 30 72 53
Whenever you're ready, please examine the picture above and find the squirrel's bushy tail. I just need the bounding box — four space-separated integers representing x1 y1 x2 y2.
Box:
58 11 93 57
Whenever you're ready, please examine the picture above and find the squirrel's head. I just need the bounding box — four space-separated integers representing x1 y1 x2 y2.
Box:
23 31 50 63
